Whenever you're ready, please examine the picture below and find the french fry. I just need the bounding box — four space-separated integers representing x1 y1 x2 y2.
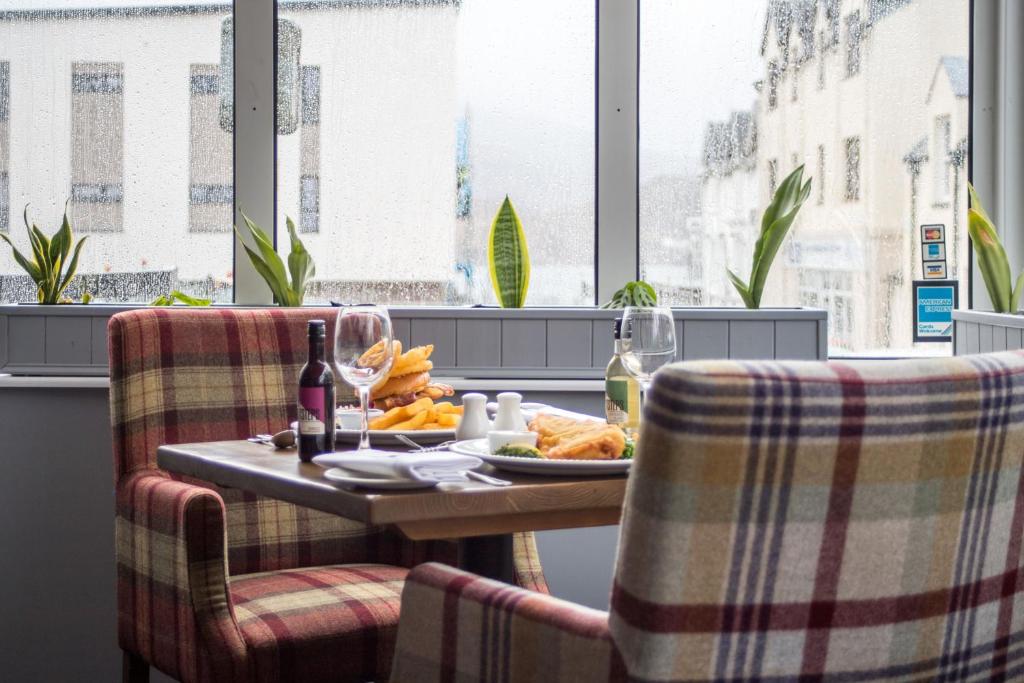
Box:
369 404 406 430
436 413 459 427
434 402 456 413
391 410 429 431
390 344 434 377
419 422 444 430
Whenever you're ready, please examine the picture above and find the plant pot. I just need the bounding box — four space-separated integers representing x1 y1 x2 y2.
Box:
1 304 828 377
952 309 1024 355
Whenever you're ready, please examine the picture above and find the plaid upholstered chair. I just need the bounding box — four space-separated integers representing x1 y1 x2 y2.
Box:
109 308 547 683
390 352 1024 681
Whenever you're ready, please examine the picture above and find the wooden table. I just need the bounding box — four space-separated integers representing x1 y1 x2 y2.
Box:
158 440 628 581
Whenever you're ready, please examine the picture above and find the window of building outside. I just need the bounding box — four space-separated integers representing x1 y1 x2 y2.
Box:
275 0 595 305
0 60 8 233
0 2 234 303
816 144 826 205
768 159 779 195
933 114 952 206
189 64 233 233
844 136 861 201
845 11 862 77
640 0 970 356
71 62 124 233
299 65 320 234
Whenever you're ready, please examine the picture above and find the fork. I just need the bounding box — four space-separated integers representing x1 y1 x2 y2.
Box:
419 468 512 487
394 434 457 452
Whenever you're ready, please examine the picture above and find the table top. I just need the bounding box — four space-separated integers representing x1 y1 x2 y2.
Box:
157 440 628 540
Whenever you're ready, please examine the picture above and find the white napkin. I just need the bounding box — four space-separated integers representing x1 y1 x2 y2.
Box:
312 450 483 483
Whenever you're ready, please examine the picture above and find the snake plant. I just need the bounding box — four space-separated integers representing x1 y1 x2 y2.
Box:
488 195 530 308
601 280 658 309
234 213 315 306
968 183 1023 313
150 290 212 306
1 204 88 304
728 165 812 309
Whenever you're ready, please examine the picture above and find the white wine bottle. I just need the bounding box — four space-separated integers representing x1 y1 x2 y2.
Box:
605 318 641 429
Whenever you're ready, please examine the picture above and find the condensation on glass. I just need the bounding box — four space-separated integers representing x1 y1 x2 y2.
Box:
0 3 233 303
275 0 595 305
640 0 969 355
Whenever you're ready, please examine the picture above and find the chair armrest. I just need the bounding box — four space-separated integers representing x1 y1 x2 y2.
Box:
116 471 248 681
389 563 624 683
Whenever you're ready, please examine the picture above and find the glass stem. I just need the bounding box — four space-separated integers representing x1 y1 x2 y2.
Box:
358 386 371 450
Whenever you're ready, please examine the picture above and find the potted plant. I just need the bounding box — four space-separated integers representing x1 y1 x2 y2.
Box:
1 204 89 304
952 183 1024 354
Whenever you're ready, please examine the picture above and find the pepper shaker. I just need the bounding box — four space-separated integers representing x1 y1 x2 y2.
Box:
491 392 528 432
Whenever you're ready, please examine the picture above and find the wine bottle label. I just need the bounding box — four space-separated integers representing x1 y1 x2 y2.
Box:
605 378 629 424
298 387 326 435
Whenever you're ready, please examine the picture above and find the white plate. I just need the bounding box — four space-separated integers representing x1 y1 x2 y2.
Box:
290 422 456 446
321 467 437 490
448 438 632 476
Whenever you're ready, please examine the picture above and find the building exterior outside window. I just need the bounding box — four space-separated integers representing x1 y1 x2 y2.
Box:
189 64 232 233
816 144 825 205
299 64 320 233
71 62 124 232
844 136 860 201
933 114 952 206
0 60 8 233
845 11 862 77
768 158 778 195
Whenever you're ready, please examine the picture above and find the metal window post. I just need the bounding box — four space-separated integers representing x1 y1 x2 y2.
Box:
596 0 639 304
971 0 1024 310
232 0 276 304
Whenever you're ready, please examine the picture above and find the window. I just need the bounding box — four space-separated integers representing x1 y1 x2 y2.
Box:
933 114 952 206
844 136 860 201
0 3 234 303
275 0 595 305
816 144 826 205
71 63 124 232
768 59 780 110
189 65 232 233
640 0 970 355
299 65 320 233
845 12 862 77
0 60 7 232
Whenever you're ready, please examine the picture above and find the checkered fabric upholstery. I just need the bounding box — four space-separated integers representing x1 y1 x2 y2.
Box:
109 307 547 682
390 352 1024 682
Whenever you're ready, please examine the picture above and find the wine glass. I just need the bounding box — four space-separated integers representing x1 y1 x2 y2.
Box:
620 307 677 393
334 306 394 450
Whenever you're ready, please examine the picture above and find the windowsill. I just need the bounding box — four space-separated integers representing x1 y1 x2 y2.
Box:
0 373 606 392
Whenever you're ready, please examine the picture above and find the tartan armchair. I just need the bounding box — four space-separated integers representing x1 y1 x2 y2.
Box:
109 308 547 683
390 352 1024 682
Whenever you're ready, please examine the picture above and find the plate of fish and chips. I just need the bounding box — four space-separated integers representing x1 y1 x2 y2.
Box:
449 413 636 476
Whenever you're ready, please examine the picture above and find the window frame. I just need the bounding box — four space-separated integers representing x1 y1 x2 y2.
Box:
231 0 995 316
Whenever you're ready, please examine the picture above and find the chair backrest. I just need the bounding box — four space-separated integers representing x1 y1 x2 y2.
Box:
610 352 1024 681
109 307 341 483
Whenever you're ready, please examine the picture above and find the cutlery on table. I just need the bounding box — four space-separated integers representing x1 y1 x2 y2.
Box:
394 434 457 452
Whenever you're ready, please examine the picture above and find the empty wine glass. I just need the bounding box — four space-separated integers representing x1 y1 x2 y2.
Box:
334 305 394 450
620 306 677 393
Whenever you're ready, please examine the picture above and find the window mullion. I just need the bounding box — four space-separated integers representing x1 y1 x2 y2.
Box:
232 0 276 305
596 0 639 304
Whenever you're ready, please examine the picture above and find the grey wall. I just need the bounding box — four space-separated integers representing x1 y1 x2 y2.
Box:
0 387 615 682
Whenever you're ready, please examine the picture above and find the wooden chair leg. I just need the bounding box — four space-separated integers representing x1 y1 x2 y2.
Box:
122 650 149 683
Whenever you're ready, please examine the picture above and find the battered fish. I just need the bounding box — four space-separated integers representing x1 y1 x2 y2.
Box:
528 413 627 460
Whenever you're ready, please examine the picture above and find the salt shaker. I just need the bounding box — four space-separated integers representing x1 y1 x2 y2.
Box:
456 393 491 440
491 392 528 432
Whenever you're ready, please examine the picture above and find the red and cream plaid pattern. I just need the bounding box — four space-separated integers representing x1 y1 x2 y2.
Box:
390 352 1024 682
389 563 624 682
109 307 546 682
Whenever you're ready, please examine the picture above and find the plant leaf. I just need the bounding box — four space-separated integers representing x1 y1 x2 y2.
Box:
744 166 811 308
1012 272 1024 313
238 240 289 304
727 269 756 309
285 216 315 305
968 206 1012 312
239 212 290 293
488 196 530 308
57 236 88 296
0 233 43 282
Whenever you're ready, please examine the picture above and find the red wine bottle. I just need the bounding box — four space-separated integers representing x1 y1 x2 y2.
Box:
297 320 336 462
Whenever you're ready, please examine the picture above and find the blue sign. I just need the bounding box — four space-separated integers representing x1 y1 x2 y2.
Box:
913 280 958 342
